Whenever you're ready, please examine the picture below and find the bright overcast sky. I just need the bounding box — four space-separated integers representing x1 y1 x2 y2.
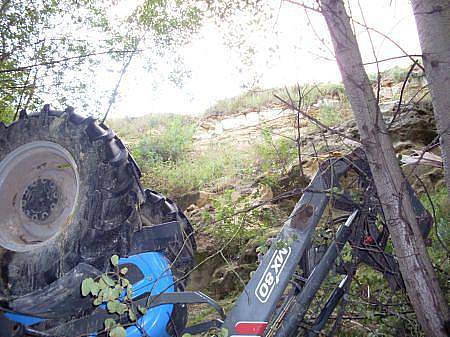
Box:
98 0 422 118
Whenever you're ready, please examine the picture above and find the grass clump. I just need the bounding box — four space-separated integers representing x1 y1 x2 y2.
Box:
115 114 256 197
317 105 344 126
256 128 297 175
202 189 273 256
134 116 196 163
108 113 196 145
204 89 283 117
138 145 253 196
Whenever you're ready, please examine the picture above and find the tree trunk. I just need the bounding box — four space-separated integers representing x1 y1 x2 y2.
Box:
412 0 450 199
320 0 449 335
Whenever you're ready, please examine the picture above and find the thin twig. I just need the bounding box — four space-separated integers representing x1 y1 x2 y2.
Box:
388 60 419 129
363 54 423 65
102 52 136 123
414 174 450 255
296 84 305 178
0 49 140 74
357 0 381 106
274 94 361 144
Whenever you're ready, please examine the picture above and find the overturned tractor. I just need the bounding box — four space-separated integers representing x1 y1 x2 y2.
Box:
0 106 432 337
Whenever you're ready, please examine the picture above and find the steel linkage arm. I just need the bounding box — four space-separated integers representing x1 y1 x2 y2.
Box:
271 210 358 337
222 150 368 336
222 148 432 337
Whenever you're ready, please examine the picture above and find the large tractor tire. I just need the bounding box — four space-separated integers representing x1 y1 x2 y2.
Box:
139 189 197 336
140 189 196 282
0 105 144 299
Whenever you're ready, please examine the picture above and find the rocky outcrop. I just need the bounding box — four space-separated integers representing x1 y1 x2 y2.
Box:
175 190 214 211
193 106 299 150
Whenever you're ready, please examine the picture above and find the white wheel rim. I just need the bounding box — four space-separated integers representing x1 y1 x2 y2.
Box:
0 141 79 252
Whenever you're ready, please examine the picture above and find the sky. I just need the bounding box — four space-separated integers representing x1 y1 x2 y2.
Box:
96 0 422 118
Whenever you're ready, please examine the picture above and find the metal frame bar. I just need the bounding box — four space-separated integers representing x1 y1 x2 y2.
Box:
222 156 356 334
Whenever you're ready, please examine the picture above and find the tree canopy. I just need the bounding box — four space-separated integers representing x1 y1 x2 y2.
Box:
0 0 229 122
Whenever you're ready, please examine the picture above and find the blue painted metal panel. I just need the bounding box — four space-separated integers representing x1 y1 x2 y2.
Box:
4 312 43 326
5 252 174 337
121 252 174 337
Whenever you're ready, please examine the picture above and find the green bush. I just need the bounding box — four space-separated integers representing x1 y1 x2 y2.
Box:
134 116 195 164
0 106 16 124
202 189 273 257
139 145 254 196
256 128 296 174
317 105 343 126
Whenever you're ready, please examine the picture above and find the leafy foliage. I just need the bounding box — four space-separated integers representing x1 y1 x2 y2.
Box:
0 0 230 122
81 255 145 336
139 144 254 196
0 0 112 120
134 115 196 163
257 128 297 174
116 113 256 195
202 189 274 256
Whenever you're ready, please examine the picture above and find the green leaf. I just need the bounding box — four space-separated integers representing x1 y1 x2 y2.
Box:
102 274 115 287
110 326 126 337
104 318 116 330
103 287 113 301
182 334 192 337
111 255 119 267
220 327 229 337
90 282 100 296
98 277 108 290
138 305 147 315
112 287 122 300
117 303 128 315
81 278 94 297
120 267 128 275
107 300 119 313
120 278 130 287
107 301 128 315
126 288 133 300
128 308 136 321
93 297 102 306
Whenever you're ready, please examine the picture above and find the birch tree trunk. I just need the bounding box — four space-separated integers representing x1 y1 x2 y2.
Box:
320 0 449 335
412 0 450 199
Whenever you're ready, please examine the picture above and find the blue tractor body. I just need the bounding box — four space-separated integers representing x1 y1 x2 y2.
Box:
4 252 174 337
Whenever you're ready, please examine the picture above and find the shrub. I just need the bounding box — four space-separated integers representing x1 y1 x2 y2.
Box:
317 105 343 126
202 189 273 257
256 128 297 174
139 145 255 196
134 115 195 164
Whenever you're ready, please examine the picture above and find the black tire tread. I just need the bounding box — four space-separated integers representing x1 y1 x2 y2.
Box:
140 189 196 285
0 106 144 298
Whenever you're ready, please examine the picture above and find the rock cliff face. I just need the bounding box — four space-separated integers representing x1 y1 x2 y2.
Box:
193 106 298 150
192 70 428 152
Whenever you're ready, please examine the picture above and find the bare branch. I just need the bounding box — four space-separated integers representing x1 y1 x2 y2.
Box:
274 93 361 144
0 49 140 74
